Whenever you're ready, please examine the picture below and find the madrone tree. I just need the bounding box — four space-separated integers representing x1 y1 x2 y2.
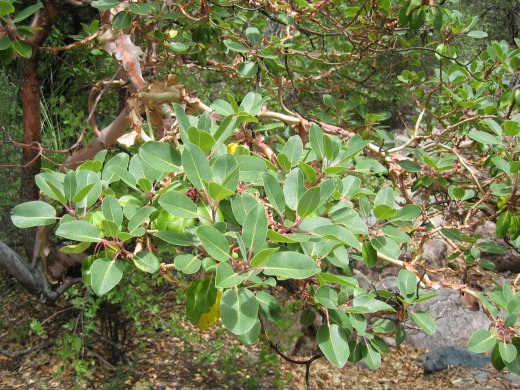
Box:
1 0 520 382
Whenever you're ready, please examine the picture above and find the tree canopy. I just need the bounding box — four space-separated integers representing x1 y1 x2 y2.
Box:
1 0 520 384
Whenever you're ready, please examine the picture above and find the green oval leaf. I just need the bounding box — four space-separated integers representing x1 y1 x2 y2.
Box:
374 187 395 207
91 0 119 10
245 26 261 44
11 201 57 228
174 254 201 274
250 247 279 267
468 329 497 353
139 141 181 173
499 342 517 363
220 288 258 335
373 204 397 221
75 170 102 208
56 221 103 242
255 291 281 321
242 204 268 255
112 11 131 29
90 258 124 296
467 30 488 39
506 292 520 315
389 204 422 223
410 311 436 335
236 155 267 183
297 187 321 218
35 172 67 203
363 344 381 370
468 130 501 145
13 40 32 59
263 252 320 279
102 195 123 226
154 230 192 246
238 319 261 345
238 61 258 78
188 127 216 153
283 168 305 211
282 135 303 167
314 225 362 251
182 143 211 190
262 173 285 215
371 236 400 260
0 35 12 50
496 212 511 239
128 2 158 15
13 2 43 23
159 190 198 218
207 181 234 202
133 251 160 273
216 262 246 288
352 293 395 313
398 269 417 298
196 225 230 261
0 1 14 18
317 324 350 368
314 285 338 309
223 39 249 53
362 241 377 267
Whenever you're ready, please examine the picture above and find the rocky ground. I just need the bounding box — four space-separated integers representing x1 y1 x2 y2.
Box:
1 268 520 390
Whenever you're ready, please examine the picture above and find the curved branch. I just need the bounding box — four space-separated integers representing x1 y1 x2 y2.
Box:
63 106 131 170
388 109 426 153
0 241 81 304
261 318 323 390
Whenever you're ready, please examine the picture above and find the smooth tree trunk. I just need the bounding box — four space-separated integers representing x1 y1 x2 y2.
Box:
0 241 81 304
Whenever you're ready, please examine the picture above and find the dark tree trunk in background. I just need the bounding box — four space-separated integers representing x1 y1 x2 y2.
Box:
19 58 42 204
19 58 43 258
18 0 57 258
0 1 83 303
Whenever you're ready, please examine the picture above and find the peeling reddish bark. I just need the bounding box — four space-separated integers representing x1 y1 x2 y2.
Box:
19 0 57 202
63 107 132 170
18 0 57 257
19 58 42 204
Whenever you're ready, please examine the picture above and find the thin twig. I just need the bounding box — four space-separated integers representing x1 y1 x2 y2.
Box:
388 109 425 153
422 142 484 194
41 33 98 52
87 348 116 371
261 319 323 390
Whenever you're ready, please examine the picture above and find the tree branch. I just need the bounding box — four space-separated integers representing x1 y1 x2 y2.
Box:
62 106 132 170
0 341 54 359
0 241 81 304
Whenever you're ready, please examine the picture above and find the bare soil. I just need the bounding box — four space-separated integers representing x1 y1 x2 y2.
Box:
1 270 519 390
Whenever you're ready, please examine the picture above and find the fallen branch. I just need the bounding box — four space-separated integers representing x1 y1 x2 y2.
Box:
0 340 53 359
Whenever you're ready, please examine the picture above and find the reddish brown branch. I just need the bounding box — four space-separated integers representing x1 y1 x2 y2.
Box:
41 33 98 51
62 106 132 170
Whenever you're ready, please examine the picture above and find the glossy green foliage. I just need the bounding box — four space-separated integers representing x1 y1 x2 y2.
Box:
6 0 520 372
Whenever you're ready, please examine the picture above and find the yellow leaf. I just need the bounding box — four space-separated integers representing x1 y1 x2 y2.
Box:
197 291 222 330
227 143 239 155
